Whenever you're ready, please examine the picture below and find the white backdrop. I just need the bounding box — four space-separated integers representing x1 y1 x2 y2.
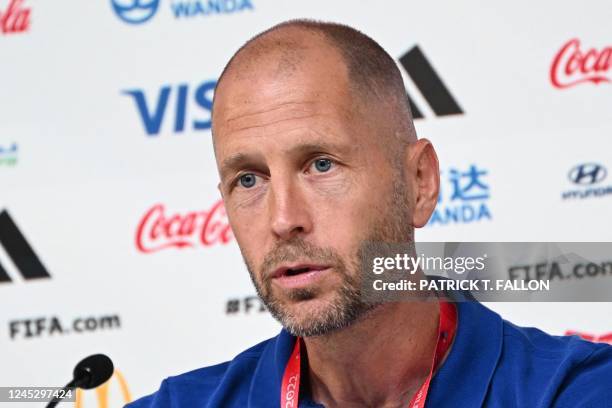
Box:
1 0 611 406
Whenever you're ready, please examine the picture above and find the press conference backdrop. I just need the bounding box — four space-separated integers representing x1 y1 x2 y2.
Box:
1 0 611 406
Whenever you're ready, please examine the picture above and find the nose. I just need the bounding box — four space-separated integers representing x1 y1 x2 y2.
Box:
268 178 313 241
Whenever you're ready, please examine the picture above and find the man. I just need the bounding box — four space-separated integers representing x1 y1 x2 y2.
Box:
128 20 612 407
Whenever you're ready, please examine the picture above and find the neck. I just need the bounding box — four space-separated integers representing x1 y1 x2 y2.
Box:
303 300 440 408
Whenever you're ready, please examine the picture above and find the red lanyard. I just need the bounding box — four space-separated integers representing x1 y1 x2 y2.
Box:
280 301 457 408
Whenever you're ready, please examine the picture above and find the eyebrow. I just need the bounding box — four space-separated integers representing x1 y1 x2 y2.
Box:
219 152 263 182
219 140 353 182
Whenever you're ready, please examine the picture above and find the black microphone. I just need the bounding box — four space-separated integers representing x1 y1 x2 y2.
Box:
46 354 114 407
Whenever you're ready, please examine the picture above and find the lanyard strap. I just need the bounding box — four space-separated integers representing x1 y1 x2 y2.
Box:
280 301 457 408
281 335 302 408
408 301 457 407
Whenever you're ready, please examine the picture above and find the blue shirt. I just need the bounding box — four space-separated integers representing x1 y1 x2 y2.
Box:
127 301 612 407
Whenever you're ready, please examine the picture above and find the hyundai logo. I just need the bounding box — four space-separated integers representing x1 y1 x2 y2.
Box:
110 0 160 25
568 163 607 185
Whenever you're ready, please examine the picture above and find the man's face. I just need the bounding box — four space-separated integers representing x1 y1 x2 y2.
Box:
213 40 413 336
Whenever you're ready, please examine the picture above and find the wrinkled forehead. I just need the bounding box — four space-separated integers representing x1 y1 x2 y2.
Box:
211 79 360 171
211 33 355 142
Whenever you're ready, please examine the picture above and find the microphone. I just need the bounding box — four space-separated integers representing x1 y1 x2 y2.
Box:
46 354 114 407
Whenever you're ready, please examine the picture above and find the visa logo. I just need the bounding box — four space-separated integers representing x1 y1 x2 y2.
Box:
123 80 216 136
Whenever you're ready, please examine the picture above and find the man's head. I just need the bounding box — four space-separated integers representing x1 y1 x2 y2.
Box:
212 20 440 337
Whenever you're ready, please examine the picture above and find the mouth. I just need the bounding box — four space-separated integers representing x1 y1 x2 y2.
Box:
273 263 329 278
271 263 332 289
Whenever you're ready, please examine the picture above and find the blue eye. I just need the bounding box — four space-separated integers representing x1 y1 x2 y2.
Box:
313 158 332 172
239 173 257 188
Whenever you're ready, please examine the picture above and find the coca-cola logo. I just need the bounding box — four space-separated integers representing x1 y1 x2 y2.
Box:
565 330 612 345
550 38 611 89
135 200 233 253
0 0 30 35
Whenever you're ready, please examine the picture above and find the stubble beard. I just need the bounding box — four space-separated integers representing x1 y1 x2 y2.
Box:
242 175 412 338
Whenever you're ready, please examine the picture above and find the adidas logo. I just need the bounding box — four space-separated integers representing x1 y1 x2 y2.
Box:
0 209 51 283
398 46 463 119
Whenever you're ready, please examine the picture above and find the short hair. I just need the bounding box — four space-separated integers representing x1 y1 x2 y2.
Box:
214 19 416 144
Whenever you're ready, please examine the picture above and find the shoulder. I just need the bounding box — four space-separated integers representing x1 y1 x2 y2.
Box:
125 338 272 408
502 319 605 358
496 320 612 406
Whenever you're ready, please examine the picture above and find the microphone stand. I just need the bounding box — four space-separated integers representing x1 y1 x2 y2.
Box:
44 354 113 407
45 373 87 407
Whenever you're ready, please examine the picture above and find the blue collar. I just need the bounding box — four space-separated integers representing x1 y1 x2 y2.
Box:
427 301 503 407
248 301 503 407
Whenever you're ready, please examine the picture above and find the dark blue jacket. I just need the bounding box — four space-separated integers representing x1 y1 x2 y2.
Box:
127 301 612 407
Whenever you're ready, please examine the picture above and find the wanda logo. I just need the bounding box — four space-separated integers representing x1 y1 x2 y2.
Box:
565 330 612 345
136 200 233 253
550 38 611 88
0 0 30 35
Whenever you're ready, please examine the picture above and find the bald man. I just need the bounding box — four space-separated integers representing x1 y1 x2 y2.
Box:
128 20 612 408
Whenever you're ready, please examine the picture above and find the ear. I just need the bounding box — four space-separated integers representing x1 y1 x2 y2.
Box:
407 139 440 228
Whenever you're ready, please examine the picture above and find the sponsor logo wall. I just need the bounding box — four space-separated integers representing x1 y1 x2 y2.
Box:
0 143 18 166
110 0 254 25
398 45 463 120
1 1 611 406
75 370 131 408
0 209 50 282
427 164 491 226
135 199 232 253
0 0 30 35
550 39 611 89
562 163 612 200
122 79 217 136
